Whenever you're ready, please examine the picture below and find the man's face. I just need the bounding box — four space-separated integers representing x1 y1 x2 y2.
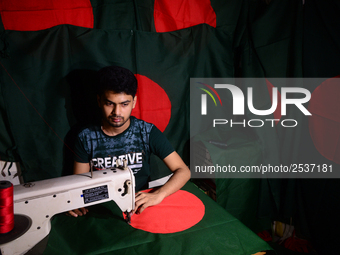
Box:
98 90 137 129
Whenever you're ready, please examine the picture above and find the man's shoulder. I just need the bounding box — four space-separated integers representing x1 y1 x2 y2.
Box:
77 124 101 138
130 116 154 132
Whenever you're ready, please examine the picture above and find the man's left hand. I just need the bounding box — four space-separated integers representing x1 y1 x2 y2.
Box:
132 190 166 214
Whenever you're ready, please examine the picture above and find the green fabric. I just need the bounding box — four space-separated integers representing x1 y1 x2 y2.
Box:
295 0 340 252
91 0 138 30
44 182 272 255
234 0 304 226
193 126 264 232
0 79 16 161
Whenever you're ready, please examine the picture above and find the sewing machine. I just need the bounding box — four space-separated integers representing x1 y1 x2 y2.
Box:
0 159 135 255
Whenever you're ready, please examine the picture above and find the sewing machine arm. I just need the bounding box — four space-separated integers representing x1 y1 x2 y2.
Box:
0 167 135 255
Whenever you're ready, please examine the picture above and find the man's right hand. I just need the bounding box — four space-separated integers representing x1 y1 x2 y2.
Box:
67 208 88 217
68 162 92 217
68 161 91 217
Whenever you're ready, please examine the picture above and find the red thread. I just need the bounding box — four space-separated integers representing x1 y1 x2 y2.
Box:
0 181 14 234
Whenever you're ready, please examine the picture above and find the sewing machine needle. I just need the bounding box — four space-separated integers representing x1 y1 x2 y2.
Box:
125 211 131 224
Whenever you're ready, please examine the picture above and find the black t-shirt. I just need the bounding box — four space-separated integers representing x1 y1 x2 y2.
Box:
74 117 174 191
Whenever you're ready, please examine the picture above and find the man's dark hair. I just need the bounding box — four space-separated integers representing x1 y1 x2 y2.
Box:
97 66 137 97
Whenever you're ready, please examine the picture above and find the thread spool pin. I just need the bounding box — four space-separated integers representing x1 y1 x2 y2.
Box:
123 159 128 169
116 159 122 168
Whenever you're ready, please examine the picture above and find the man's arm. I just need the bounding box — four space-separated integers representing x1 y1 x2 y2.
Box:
133 151 191 214
73 161 90 174
67 161 90 217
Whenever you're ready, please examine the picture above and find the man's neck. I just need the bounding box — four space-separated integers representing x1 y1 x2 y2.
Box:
101 118 131 136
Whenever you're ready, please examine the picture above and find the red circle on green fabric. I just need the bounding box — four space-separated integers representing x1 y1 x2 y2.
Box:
124 189 205 234
132 74 171 132
308 76 340 164
0 0 93 31
154 0 216 32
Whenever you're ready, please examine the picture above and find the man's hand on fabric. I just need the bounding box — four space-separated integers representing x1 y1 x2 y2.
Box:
132 191 166 214
132 152 191 215
66 207 89 217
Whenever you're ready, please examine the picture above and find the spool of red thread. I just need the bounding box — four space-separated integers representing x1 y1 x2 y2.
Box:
0 181 14 234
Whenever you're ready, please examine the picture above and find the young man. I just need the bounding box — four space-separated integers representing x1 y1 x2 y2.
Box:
68 66 191 217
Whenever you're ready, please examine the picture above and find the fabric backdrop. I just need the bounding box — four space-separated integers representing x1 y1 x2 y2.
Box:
0 1 339 253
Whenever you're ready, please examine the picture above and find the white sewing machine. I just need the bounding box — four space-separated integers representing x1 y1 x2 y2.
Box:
0 160 135 255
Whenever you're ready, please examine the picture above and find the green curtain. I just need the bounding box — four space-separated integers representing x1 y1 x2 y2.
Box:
296 0 340 253
215 0 304 232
